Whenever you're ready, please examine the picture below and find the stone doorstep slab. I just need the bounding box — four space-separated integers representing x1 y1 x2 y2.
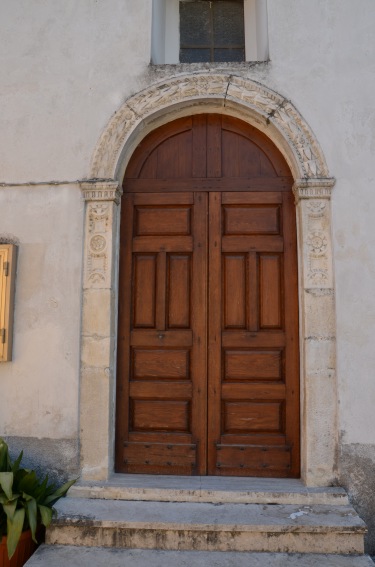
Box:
69 475 349 505
46 498 366 554
25 546 375 567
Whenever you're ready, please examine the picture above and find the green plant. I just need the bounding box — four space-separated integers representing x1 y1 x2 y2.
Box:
0 438 76 559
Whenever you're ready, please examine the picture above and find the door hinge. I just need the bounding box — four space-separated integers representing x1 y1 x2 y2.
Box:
3 262 9 277
0 329 6 344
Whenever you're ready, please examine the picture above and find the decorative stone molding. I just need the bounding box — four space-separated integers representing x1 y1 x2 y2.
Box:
90 73 329 181
81 182 121 290
293 178 335 201
294 179 335 290
226 77 328 178
81 181 122 204
292 179 336 295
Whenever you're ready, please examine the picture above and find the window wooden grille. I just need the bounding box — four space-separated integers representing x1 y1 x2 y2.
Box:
0 244 17 362
180 0 245 63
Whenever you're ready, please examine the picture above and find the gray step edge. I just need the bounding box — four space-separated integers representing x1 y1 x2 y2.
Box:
25 545 375 567
51 498 367 533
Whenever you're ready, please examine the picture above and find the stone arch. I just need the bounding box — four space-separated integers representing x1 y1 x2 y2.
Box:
90 73 329 183
80 73 337 486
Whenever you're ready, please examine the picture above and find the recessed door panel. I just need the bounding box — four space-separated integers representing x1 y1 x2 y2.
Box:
133 255 157 329
132 349 190 380
224 350 283 381
167 255 191 328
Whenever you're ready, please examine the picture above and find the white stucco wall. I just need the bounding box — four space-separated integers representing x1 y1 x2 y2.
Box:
0 0 152 183
0 185 83 439
266 0 375 445
1 0 375 452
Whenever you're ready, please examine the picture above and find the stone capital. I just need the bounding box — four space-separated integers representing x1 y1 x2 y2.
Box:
293 178 335 202
81 181 122 205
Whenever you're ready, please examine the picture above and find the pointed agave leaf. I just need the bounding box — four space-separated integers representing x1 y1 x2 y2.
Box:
26 498 38 542
0 472 13 500
43 478 76 506
13 468 28 487
18 471 37 494
0 493 19 505
0 446 8 472
38 504 53 528
0 438 11 472
11 451 23 475
6 508 25 559
34 475 49 503
3 499 17 521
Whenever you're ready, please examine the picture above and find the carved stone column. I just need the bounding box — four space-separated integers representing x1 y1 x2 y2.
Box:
80 181 122 480
293 178 337 486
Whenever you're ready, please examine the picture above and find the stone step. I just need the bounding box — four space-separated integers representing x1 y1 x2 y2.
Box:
25 545 375 567
69 475 349 505
46 497 366 555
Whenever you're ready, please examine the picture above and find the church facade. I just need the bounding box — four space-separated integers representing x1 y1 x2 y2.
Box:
1 0 375 552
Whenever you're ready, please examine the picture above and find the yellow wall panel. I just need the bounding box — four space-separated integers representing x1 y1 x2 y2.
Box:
0 244 17 362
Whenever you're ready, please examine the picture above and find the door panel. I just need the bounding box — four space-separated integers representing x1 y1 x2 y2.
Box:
116 192 207 474
207 191 299 477
116 115 299 477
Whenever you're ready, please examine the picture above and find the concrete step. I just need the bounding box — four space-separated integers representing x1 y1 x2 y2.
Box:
26 546 375 567
46 497 366 554
69 474 349 505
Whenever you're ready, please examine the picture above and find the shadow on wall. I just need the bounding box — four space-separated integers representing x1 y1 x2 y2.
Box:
339 443 375 555
2 436 79 485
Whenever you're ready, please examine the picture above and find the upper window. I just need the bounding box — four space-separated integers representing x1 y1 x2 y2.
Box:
180 1 245 63
152 0 269 65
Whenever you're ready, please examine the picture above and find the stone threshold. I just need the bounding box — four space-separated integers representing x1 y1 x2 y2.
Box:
69 474 349 505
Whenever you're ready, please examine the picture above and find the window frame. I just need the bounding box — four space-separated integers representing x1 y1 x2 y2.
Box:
152 0 269 65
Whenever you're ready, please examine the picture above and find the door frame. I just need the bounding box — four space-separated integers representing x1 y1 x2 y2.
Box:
79 73 337 487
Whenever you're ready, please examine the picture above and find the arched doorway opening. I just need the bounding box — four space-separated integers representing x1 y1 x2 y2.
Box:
80 73 336 486
115 113 300 477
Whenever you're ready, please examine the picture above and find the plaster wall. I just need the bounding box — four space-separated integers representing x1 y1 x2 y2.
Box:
0 0 375 530
267 1 375 445
0 185 83 445
0 0 152 183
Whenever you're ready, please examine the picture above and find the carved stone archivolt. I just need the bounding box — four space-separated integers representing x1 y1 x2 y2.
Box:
90 73 329 181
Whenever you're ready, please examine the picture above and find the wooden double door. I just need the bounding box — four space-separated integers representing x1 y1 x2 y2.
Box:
116 115 300 477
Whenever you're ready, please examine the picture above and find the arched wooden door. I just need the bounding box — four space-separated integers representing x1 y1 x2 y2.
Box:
116 114 300 477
